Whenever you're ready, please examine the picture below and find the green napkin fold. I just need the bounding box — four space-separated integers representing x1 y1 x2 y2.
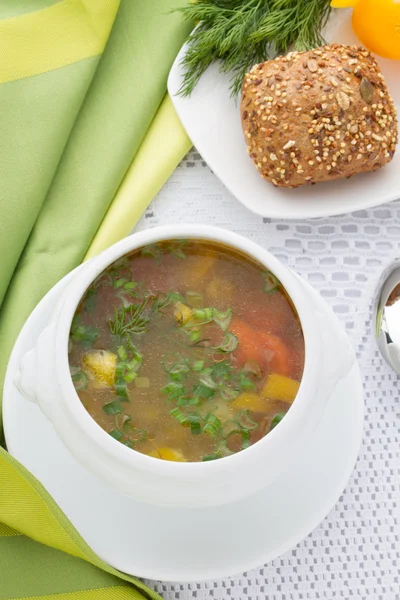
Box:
0 1 192 598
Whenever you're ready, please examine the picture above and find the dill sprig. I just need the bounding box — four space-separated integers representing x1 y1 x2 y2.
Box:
109 297 152 337
177 0 332 97
108 293 176 338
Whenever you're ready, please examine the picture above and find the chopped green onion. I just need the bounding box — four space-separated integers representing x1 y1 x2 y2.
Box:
123 371 137 383
127 357 141 371
191 307 214 325
115 382 128 398
70 367 88 391
84 289 97 312
212 360 232 379
189 414 201 435
263 271 280 294
114 277 128 289
171 247 186 259
109 429 123 441
241 429 251 449
117 346 128 360
123 439 133 448
191 338 211 348
213 308 232 332
201 453 220 462
116 362 127 378
203 413 222 437
236 410 259 431
192 360 205 372
186 291 203 308
242 361 261 377
222 420 242 437
121 415 132 429
193 383 215 400
70 323 98 347
271 412 286 430
224 429 249 452
170 407 189 425
177 396 200 406
199 371 218 390
219 386 239 400
141 244 162 262
123 281 137 290
162 382 185 400
103 400 122 415
164 356 190 380
217 440 234 457
189 329 201 343
214 332 238 353
238 374 256 391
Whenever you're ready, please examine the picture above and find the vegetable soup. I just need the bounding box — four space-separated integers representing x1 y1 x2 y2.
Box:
69 240 305 462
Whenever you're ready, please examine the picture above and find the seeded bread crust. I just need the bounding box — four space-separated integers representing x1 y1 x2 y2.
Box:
241 44 398 188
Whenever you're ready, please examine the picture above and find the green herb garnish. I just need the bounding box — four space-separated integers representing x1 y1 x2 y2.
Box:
70 318 98 347
212 308 232 332
236 410 259 431
103 400 122 415
141 244 163 262
177 0 332 97
170 406 190 426
108 296 152 337
203 413 222 437
263 271 280 294
84 289 97 312
214 332 238 353
168 240 187 259
202 453 220 462
70 367 88 391
271 412 286 430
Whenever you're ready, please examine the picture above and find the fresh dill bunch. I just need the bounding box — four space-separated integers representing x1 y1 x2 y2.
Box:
177 0 332 97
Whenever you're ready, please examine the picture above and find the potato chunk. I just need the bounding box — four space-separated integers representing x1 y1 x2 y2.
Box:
173 301 193 325
82 350 117 388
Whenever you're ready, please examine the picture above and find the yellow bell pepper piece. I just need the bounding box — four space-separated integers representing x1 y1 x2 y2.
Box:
173 301 194 325
82 350 117 388
149 448 186 462
231 392 271 413
262 374 300 404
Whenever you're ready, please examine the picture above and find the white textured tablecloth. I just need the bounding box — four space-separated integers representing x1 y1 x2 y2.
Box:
136 150 400 600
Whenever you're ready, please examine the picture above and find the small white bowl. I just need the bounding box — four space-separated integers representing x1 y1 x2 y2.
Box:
14 224 354 509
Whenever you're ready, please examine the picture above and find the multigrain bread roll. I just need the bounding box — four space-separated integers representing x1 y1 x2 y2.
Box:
241 44 398 188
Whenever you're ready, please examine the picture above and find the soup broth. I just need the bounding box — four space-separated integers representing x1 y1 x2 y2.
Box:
69 240 305 462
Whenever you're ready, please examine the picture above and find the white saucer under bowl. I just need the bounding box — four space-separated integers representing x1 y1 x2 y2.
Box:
3 268 363 582
168 10 400 219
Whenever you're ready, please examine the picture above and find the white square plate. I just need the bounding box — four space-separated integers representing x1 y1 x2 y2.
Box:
168 10 400 219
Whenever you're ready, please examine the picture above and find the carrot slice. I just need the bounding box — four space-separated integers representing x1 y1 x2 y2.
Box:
230 318 290 376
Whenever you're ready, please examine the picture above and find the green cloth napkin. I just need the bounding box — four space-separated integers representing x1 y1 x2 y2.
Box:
0 1 192 598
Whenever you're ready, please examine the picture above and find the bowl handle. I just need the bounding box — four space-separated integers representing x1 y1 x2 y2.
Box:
13 323 57 422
